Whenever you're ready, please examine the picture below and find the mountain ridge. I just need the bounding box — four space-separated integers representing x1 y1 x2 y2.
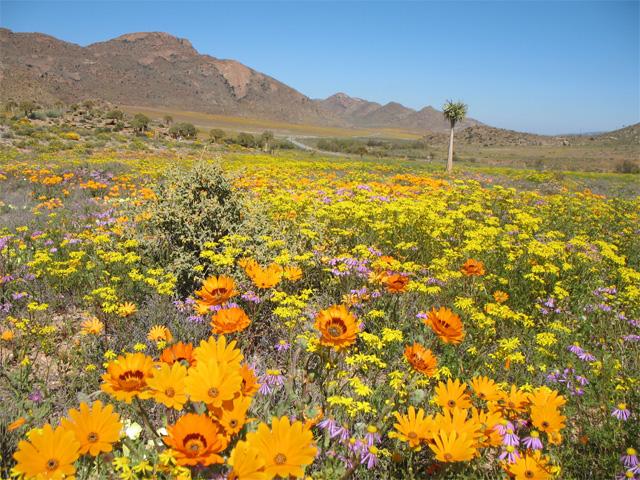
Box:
0 28 479 132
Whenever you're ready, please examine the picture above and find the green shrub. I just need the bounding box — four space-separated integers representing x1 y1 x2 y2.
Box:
168 122 197 139
142 160 243 294
615 160 640 174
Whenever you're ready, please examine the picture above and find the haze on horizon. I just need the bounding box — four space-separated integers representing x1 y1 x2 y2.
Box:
1 0 638 135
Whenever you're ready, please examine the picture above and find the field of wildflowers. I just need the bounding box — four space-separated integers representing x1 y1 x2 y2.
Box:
0 146 638 480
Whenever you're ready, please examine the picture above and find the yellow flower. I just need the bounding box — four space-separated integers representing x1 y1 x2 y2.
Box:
144 362 188 410
13 424 81 479
117 302 137 317
147 325 173 343
80 317 104 336
61 401 122 456
245 416 317 479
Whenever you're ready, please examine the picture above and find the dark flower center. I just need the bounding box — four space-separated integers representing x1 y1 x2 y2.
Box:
183 433 207 454
46 459 59 471
274 453 287 465
327 319 347 337
525 471 534 478
447 400 456 408
208 387 219 398
408 432 418 440
165 387 176 397
87 432 99 443
119 370 145 389
229 419 238 428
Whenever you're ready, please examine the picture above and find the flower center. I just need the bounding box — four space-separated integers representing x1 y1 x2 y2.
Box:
327 319 346 337
87 432 99 443
119 370 145 389
183 433 207 455
541 421 549 429
447 400 456 408
229 419 238 428
274 453 287 465
407 432 418 440
208 387 219 398
525 471 534 479
165 387 175 397
46 459 58 471
444 453 453 461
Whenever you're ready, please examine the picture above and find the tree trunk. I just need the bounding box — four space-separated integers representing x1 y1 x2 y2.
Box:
447 125 455 173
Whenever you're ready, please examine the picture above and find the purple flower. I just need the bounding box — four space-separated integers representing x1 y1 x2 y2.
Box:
258 369 285 395
612 403 631 421
623 335 640 342
361 446 380 469
498 446 520 463
621 448 639 469
502 426 520 447
522 431 543 450
318 418 337 432
275 340 291 352
28 389 43 404
241 291 262 304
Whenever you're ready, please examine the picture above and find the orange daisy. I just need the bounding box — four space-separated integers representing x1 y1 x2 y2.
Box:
425 307 465 344
404 343 438 376
195 275 238 312
239 363 261 397
210 306 251 335
461 258 485 276
160 341 196 367
385 273 410 293
314 304 360 350
101 352 154 403
164 413 228 466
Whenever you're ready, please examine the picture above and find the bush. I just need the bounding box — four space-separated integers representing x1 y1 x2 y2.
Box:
168 122 197 139
235 132 256 148
142 160 243 294
46 110 62 118
106 110 124 121
615 160 640 174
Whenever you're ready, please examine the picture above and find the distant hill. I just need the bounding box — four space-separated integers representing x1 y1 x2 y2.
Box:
314 93 479 131
0 28 479 132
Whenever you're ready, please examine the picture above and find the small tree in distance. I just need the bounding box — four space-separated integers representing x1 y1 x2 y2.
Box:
209 128 225 143
260 131 274 152
442 100 468 173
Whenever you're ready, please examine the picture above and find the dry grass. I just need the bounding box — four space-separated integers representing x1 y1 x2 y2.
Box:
119 105 423 139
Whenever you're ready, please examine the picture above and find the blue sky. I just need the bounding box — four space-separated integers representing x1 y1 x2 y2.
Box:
2 0 639 134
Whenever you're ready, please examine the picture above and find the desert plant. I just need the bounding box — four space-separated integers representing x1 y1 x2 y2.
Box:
209 128 225 143
106 109 125 121
131 113 150 134
142 160 243 294
163 114 174 126
235 132 256 148
260 130 274 152
442 99 468 173
615 159 640 174
168 122 197 139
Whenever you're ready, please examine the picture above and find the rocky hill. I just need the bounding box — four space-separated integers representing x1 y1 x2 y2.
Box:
0 28 479 132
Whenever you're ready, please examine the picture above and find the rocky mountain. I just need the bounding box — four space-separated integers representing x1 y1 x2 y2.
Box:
0 28 481 132
314 93 479 131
